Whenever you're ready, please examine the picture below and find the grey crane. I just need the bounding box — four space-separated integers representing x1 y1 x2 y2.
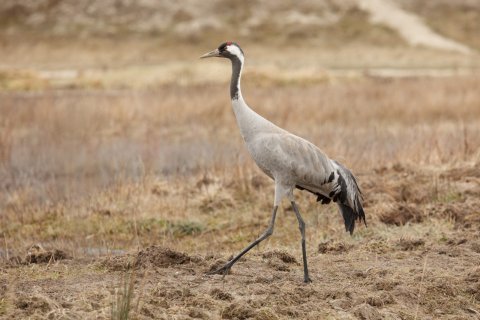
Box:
201 42 366 283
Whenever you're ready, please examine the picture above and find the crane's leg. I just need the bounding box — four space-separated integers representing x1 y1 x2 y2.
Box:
207 205 278 276
291 201 312 283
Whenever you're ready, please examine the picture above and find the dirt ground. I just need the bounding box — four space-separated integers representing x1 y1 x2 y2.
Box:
2 163 479 320
2 231 480 319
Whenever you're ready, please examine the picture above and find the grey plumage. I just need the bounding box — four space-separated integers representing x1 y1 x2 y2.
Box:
201 42 366 283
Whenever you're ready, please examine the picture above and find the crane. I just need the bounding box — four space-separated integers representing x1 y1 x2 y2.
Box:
201 42 366 283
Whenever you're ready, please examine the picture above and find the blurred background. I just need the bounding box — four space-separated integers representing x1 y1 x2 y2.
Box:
0 0 479 251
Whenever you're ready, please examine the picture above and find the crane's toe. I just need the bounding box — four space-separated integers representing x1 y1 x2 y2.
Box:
206 263 232 277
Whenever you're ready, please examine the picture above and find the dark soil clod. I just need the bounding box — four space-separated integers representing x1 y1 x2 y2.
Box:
24 244 69 264
318 240 351 254
262 250 298 264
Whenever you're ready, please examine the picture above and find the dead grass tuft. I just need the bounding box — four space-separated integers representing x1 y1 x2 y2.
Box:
188 307 209 319
366 292 395 307
255 308 280 320
470 241 480 254
465 267 480 283
352 303 383 320
210 288 233 301
221 302 256 320
374 280 400 291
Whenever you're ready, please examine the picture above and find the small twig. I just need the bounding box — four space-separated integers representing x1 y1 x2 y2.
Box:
46 254 54 269
466 307 479 315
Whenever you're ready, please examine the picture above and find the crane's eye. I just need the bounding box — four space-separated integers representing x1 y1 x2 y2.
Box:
218 42 233 52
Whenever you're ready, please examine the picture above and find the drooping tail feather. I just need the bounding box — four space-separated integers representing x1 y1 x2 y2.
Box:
338 201 366 235
338 203 355 234
332 160 367 234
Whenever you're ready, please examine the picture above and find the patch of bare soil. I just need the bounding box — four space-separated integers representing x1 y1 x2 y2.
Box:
3 230 479 319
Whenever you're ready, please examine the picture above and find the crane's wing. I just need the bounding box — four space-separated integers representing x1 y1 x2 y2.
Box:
253 133 335 186
257 133 337 193
254 133 366 234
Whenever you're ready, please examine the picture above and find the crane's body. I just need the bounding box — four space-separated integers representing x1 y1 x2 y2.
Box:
201 42 366 283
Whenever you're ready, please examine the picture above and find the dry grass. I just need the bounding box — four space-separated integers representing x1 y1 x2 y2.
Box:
1 74 479 318
1 75 480 252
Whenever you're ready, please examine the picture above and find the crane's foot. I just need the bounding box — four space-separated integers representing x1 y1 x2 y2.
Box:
206 262 233 278
304 276 312 283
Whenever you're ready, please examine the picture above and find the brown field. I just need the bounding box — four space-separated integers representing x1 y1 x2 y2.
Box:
1 74 480 319
1 1 480 319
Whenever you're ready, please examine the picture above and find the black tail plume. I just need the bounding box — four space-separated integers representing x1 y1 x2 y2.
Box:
338 201 366 235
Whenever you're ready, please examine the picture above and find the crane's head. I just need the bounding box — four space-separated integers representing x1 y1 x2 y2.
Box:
200 42 244 61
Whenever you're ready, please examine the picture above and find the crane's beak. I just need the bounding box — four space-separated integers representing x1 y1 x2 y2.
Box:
200 48 221 59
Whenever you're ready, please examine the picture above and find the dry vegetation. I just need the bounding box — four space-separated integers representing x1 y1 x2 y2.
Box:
1 75 480 319
1 1 480 319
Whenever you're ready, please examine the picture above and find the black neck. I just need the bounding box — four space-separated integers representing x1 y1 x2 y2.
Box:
230 56 242 100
